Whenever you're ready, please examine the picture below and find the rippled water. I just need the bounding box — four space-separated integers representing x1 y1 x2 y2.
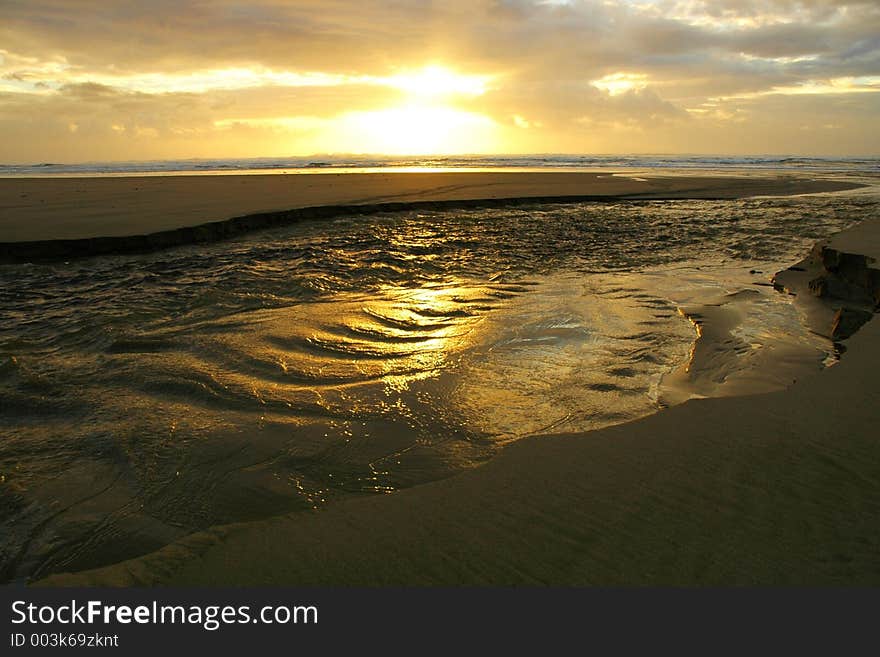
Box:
0 191 876 581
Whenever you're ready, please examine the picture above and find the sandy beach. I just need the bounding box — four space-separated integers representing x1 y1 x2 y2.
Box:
0 172 862 262
26 176 878 587
5 1 880 648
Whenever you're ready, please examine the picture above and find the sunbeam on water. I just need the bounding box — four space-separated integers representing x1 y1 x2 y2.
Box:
0 192 876 581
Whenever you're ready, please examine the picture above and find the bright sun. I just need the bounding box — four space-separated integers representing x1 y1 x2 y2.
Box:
341 105 497 155
339 66 499 155
383 65 491 97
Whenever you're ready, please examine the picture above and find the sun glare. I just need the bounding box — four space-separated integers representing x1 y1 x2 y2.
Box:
591 72 648 96
384 65 491 98
335 65 497 154
340 104 498 155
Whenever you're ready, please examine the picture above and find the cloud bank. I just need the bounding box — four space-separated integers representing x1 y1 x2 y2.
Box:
1 0 877 160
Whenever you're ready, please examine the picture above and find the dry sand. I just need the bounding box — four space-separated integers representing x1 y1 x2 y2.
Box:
38 213 880 587
0 172 861 255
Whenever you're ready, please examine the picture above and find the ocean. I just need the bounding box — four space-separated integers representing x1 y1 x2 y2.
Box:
0 161 878 582
2 154 879 177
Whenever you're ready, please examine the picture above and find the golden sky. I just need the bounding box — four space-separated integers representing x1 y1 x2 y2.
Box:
1 0 878 162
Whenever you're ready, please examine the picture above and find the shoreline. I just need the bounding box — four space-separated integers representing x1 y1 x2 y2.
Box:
38 215 880 586
0 171 863 263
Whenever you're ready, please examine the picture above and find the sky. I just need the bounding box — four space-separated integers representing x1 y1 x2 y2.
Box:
1 0 878 162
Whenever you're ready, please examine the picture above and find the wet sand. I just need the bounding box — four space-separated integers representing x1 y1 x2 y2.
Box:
39 214 880 586
0 171 862 261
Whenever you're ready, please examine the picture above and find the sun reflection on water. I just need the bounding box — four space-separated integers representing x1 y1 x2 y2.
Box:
2 192 866 580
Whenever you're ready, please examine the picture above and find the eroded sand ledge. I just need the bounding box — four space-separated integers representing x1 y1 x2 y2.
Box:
39 216 880 586
0 171 861 262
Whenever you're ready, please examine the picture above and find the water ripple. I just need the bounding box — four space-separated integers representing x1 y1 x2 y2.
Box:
0 193 875 581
